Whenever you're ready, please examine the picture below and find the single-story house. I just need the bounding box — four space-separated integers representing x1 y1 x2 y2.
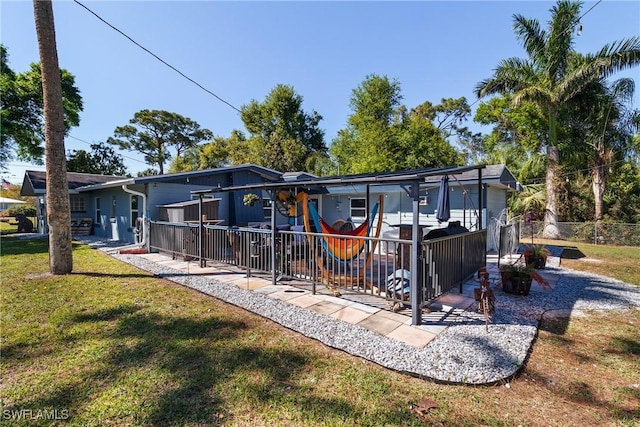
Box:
21 164 518 250
0 197 26 213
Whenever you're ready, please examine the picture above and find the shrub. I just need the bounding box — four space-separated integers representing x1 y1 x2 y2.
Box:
6 205 37 217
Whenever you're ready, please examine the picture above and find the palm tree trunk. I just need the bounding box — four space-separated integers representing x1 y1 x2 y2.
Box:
33 0 72 274
543 112 560 239
592 149 605 221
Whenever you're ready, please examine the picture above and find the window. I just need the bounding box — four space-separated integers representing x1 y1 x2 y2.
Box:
70 196 85 212
95 197 101 225
262 198 272 221
130 195 139 226
350 198 366 218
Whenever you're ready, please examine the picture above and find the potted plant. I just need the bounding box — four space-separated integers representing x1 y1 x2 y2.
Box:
500 264 534 295
523 244 550 269
243 193 260 207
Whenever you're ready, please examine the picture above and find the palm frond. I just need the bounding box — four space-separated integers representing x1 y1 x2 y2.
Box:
512 85 552 108
513 14 546 60
586 37 640 78
546 0 581 84
476 58 538 98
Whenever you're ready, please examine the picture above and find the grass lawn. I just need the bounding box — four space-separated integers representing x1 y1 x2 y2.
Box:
528 238 640 285
0 217 37 236
1 236 639 426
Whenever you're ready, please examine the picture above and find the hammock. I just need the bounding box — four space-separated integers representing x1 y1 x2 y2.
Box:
301 192 384 295
306 196 379 262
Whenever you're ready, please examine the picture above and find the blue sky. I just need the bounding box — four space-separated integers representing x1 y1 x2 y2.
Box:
2 0 639 183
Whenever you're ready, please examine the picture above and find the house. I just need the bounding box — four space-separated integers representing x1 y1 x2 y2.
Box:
0 197 26 213
21 164 518 250
20 164 283 242
20 171 124 234
254 164 518 251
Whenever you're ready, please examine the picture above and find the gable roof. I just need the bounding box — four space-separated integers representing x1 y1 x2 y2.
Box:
20 171 125 196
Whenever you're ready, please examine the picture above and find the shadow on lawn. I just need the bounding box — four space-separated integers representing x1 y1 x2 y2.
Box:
8 303 370 425
0 235 50 255
0 236 92 256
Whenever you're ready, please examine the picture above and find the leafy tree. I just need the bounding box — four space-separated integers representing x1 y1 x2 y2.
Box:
475 0 640 238
472 95 548 185
0 182 27 202
169 135 230 173
34 0 73 274
331 74 463 174
229 84 326 172
67 142 128 175
331 74 402 174
107 109 212 174
604 162 640 222
136 168 159 177
397 105 465 169
0 44 83 168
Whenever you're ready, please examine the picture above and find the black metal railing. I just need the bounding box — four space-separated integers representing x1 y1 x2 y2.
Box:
148 221 486 323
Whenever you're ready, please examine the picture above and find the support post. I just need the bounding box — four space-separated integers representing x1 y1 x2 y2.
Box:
271 192 277 286
478 168 483 230
410 181 422 326
198 194 204 268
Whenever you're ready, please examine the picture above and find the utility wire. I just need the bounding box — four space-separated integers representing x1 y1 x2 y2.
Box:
67 135 149 166
73 0 241 113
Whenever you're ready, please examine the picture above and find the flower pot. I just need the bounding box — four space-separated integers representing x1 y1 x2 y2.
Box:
502 275 533 296
525 254 547 269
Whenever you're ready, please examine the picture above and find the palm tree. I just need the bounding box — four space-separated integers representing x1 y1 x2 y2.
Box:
475 0 640 238
566 77 637 221
33 0 73 274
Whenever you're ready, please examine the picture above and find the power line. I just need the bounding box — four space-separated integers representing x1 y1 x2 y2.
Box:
67 135 149 166
73 0 241 114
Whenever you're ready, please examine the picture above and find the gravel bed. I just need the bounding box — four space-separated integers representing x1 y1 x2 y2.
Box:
81 238 640 385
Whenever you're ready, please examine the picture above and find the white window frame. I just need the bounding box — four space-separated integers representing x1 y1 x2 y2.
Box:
95 197 101 225
130 195 139 226
350 198 366 219
262 198 272 221
70 196 86 212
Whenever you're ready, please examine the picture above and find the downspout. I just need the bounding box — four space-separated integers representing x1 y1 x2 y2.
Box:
115 184 147 251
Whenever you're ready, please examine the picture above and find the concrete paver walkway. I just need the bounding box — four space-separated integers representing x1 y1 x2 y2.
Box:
137 252 558 349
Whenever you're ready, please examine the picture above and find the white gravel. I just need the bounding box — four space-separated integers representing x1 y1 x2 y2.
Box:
81 237 640 385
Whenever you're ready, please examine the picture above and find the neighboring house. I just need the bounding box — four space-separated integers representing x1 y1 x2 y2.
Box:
21 165 283 243
0 197 26 213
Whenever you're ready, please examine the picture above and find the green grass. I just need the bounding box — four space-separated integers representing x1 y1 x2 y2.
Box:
0 217 37 235
2 236 639 426
530 238 640 285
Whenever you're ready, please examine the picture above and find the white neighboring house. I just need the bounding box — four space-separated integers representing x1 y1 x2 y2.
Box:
0 197 26 213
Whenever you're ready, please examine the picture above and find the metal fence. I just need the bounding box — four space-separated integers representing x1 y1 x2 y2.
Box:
519 220 640 247
148 221 487 324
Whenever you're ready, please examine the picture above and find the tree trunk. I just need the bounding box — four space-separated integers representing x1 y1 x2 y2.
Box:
33 0 72 274
592 149 605 221
543 112 560 239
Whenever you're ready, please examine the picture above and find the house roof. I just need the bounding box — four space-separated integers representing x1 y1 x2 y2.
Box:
19 164 284 195
75 164 284 191
194 164 492 194
20 170 124 196
157 198 220 208
0 197 26 204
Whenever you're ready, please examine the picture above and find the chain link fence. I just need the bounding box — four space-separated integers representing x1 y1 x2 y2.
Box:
519 220 640 247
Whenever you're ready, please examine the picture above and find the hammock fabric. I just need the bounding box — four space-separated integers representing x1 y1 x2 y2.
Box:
306 197 379 262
